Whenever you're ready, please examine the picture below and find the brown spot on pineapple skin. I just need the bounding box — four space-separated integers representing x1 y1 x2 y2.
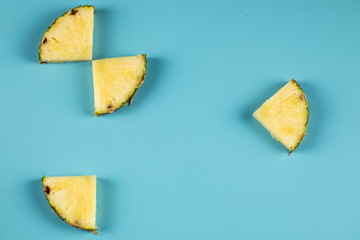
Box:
70 9 79 15
43 38 47 44
299 94 304 101
107 104 113 109
44 186 50 195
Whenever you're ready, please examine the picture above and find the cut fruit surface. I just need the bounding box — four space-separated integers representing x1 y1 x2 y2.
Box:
42 175 97 233
39 5 95 63
92 54 147 116
253 79 308 154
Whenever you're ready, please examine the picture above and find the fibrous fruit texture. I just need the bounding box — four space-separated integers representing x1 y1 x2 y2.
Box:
253 79 309 154
42 175 97 233
92 54 147 116
39 6 95 63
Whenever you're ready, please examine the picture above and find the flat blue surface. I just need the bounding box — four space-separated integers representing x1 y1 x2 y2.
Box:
1 0 360 239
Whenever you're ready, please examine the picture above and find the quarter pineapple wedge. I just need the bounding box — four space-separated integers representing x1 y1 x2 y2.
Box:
92 54 147 116
253 79 308 154
39 5 95 63
42 175 97 233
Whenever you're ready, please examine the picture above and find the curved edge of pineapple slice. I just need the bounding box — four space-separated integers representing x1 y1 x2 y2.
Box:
41 176 98 234
287 79 309 155
38 5 95 64
253 79 309 155
94 54 147 117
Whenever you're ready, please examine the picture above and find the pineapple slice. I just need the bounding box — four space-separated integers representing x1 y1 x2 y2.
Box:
42 175 97 233
92 54 147 116
39 5 95 63
253 79 309 154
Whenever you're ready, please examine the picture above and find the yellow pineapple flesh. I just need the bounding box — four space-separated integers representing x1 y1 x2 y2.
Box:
253 79 309 154
42 175 97 233
92 54 147 116
39 6 95 63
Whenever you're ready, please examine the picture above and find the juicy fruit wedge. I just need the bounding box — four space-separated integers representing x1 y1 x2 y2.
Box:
253 79 308 154
39 5 95 63
42 175 97 233
92 54 147 116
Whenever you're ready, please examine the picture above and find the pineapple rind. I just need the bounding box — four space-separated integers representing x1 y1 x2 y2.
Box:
253 79 308 153
93 54 147 116
39 5 95 63
42 176 97 233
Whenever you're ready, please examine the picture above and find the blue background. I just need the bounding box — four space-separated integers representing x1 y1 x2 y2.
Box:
1 0 360 239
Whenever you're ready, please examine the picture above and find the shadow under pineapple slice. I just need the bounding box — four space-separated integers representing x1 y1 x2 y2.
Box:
42 175 98 234
39 5 95 63
92 54 147 116
253 79 309 155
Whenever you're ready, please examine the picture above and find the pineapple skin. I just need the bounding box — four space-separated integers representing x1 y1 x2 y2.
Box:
253 79 309 154
94 54 147 117
42 176 98 234
38 5 95 64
